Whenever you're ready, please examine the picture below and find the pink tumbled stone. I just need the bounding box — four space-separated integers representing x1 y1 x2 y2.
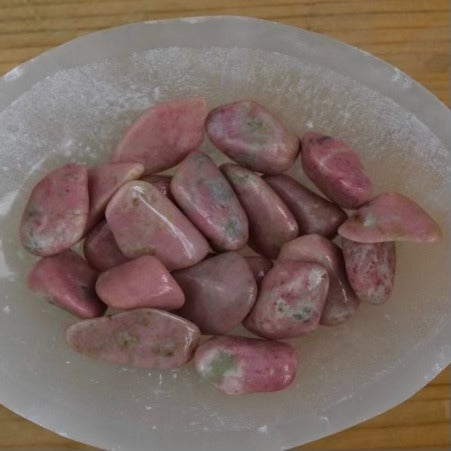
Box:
66 308 200 369
222 163 298 258
28 249 106 318
301 132 372 208
338 192 442 243
279 234 360 326
96 255 185 310
20 164 89 256
195 336 297 395
342 238 396 304
105 181 209 270
264 174 347 238
111 98 207 174
171 151 248 251
243 260 329 339
173 252 257 334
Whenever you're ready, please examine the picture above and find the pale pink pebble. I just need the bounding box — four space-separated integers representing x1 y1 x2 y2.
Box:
300 132 373 209
195 336 297 395
20 164 89 256
111 98 207 174
86 162 144 230
338 192 442 243
28 249 106 318
66 308 200 369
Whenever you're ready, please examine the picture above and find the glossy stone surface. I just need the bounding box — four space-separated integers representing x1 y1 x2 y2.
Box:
105 180 209 270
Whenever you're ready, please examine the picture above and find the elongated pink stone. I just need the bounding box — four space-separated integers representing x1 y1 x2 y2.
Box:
171 151 248 250
66 309 200 369
195 336 297 395
173 252 257 334
264 174 347 238
111 98 207 174
221 163 298 258
338 192 442 243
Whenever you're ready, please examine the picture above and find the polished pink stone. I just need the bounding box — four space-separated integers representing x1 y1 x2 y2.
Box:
221 163 298 258
171 151 248 250
279 234 360 326
243 260 328 339
66 308 200 369
195 336 297 395
206 100 299 174
20 164 89 256
300 132 372 208
28 249 106 318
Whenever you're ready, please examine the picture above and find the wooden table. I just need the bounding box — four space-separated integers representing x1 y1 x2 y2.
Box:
0 0 449 449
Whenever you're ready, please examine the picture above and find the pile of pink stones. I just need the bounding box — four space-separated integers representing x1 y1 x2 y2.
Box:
20 99 442 395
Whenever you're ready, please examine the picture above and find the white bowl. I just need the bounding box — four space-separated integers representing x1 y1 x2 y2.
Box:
0 16 449 451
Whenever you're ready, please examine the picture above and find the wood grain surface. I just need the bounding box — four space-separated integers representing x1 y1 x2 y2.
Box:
0 0 449 449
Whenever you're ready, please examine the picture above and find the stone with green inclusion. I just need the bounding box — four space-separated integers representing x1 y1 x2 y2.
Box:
204 352 237 384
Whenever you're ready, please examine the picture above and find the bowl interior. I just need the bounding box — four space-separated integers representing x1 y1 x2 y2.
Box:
0 17 449 451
